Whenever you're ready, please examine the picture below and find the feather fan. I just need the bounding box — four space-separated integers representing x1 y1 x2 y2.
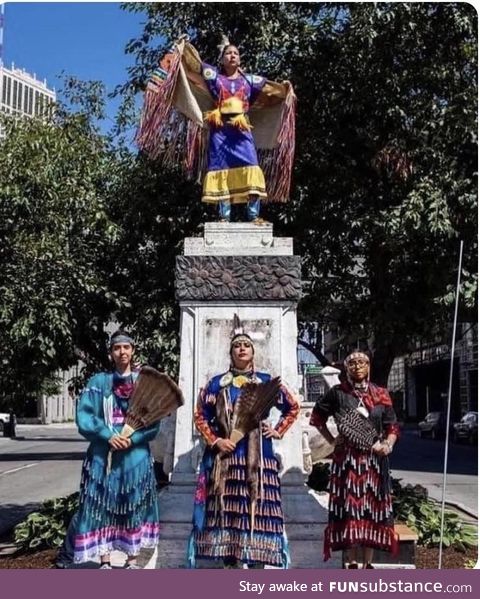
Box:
335 407 379 452
106 366 184 474
120 366 184 437
229 377 282 445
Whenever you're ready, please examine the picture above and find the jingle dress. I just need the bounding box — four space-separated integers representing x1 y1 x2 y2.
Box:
188 370 299 567
73 371 160 562
200 63 268 205
310 381 400 560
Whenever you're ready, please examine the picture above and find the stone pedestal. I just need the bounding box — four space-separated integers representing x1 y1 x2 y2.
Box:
153 222 339 568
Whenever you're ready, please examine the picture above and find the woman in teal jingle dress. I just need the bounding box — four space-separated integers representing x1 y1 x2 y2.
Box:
188 332 299 568
73 331 160 568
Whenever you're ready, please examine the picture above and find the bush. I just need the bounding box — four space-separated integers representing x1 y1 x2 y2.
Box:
392 479 477 551
14 492 79 552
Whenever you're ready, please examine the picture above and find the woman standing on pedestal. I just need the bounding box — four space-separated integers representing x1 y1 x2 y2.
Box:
188 326 299 568
310 352 400 568
137 36 296 222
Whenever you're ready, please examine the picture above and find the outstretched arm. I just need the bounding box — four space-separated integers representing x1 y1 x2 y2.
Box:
252 79 294 109
182 42 210 91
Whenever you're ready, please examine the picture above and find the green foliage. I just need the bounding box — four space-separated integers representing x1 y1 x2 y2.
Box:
0 84 130 399
392 479 477 551
464 557 477 569
14 492 79 552
121 2 477 383
2 4 477 398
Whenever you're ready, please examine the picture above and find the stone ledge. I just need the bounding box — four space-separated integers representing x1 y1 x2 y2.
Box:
184 222 293 257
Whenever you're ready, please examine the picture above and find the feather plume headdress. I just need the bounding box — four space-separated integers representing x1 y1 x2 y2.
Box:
217 34 232 62
230 313 254 351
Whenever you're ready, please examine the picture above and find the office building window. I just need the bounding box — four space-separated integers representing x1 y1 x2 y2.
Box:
23 85 30 113
17 82 23 110
12 80 18 111
28 87 33 114
6 77 12 106
2 75 7 104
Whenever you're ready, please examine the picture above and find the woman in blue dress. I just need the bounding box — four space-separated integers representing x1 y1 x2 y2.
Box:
188 331 299 568
196 43 269 222
72 331 160 568
137 38 296 221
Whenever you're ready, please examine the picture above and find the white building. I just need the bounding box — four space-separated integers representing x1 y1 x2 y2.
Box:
0 62 55 117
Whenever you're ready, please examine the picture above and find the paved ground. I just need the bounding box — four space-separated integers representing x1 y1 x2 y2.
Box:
390 426 478 516
0 424 86 535
0 422 476 568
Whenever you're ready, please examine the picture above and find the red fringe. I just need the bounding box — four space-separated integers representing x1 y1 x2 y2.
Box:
323 520 398 561
259 86 296 203
136 48 183 161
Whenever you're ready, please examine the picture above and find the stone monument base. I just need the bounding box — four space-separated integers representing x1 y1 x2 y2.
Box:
152 484 341 569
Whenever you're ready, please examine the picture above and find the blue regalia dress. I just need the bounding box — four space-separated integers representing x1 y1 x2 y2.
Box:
73 371 160 562
188 370 299 567
137 41 296 205
201 63 268 205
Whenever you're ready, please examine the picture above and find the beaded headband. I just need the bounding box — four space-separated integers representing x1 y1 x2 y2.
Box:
109 334 134 348
344 351 370 367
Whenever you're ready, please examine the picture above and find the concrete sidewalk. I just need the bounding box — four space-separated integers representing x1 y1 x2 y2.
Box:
392 469 478 518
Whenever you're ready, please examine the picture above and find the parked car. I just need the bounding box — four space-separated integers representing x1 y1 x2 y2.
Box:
453 411 478 445
418 411 446 440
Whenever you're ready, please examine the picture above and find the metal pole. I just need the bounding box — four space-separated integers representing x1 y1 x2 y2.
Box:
438 240 464 569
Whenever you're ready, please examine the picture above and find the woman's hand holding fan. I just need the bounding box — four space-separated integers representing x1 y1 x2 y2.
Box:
106 366 184 472
229 377 282 445
109 435 131 450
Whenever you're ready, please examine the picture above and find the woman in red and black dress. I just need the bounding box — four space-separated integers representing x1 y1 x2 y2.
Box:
310 352 400 568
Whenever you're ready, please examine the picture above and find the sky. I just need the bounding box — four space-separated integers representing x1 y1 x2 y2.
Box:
1 2 147 126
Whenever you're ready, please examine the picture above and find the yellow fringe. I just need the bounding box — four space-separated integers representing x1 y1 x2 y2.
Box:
230 113 252 131
204 108 222 128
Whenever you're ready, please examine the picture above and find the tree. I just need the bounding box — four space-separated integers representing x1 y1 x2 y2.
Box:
120 2 477 384
0 89 127 409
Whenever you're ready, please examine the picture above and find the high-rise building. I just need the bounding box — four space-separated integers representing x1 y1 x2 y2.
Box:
0 3 55 119
0 62 55 117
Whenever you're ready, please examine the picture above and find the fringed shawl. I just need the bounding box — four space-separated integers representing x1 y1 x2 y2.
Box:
136 40 296 203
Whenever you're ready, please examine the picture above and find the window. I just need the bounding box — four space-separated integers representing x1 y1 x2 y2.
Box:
6 77 11 106
23 85 30 112
12 80 17 110
17 82 23 110
28 87 33 114
1 75 7 104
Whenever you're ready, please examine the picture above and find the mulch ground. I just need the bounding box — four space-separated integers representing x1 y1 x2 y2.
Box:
0 548 56 569
415 545 477 569
0 545 476 569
